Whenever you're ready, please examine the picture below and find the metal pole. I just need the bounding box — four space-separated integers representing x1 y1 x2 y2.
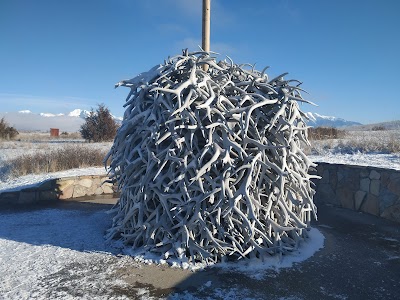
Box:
202 0 210 53
202 0 210 71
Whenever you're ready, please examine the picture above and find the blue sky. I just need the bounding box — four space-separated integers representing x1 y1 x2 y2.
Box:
1 0 399 124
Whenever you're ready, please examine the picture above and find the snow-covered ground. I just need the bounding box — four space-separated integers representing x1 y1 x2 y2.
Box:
1 131 399 193
0 207 134 300
0 204 324 299
2 151 398 194
307 129 400 170
0 131 398 299
0 166 108 193
0 139 113 192
0 139 112 162
309 152 400 170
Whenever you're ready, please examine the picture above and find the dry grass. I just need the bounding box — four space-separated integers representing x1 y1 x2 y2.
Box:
16 131 83 141
306 129 400 154
2 128 399 180
308 127 346 140
6 145 109 177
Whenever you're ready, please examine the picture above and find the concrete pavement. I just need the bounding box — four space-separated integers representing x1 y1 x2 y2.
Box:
1 198 399 299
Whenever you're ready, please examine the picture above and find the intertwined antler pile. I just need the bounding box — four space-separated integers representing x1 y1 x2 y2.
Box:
106 51 318 264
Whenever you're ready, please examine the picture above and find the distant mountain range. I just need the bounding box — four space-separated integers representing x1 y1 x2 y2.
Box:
37 109 92 119
0 109 122 132
304 112 362 128
342 120 400 131
3 109 387 132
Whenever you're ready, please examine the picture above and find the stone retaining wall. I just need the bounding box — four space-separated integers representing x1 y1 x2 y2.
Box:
2 164 400 223
313 163 400 223
0 175 117 205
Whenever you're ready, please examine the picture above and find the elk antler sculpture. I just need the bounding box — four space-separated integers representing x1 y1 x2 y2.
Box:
106 51 319 265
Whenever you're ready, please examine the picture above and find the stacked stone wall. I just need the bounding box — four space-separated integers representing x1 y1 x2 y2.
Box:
313 163 400 223
1 164 399 224
0 175 116 205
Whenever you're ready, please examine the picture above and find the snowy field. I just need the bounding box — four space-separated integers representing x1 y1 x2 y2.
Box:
0 130 399 299
307 129 400 170
0 137 113 192
0 138 112 163
0 205 133 300
1 130 399 193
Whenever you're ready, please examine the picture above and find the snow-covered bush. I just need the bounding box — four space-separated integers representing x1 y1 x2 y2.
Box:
106 51 318 264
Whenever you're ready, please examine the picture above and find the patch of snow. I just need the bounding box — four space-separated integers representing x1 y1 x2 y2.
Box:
40 113 64 117
313 113 337 121
319 286 348 300
213 228 324 280
112 114 123 121
310 152 400 171
387 256 400 261
0 167 108 193
381 237 399 242
117 228 324 277
318 224 334 229
0 205 325 300
0 207 134 300
67 109 91 118
305 112 362 127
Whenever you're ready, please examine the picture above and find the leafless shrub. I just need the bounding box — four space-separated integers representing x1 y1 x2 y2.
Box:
0 118 19 140
6 145 109 177
371 125 386 131
387 136 400 153
307 129 400 154
333 139 400 154
308 126 346 140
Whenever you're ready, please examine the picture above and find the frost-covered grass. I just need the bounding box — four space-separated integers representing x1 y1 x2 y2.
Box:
307 129 400 155
5 145 109 178
16 131 83 141
0 138 112 162
1 129 400 189
0 133 113 181
304 128 400 171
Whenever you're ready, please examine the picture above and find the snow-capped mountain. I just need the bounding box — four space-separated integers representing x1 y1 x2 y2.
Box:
0 109 122 132
1 109 360 131
18 110 32 114
40 113 65 117
67 109 91 118
305 112 362 128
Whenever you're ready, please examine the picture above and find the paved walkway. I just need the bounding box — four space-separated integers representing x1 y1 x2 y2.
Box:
111 203 400 299
1 199 399 299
